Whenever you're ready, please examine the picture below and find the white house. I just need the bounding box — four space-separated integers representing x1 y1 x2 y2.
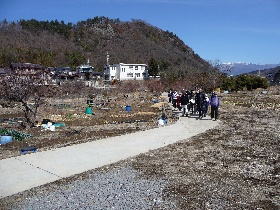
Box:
104 63 149 81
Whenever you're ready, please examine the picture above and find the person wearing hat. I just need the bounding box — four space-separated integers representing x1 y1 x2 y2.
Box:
210 91 220 120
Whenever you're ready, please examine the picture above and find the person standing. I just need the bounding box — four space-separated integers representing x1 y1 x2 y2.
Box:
202 94 210 117
189 90 195 115
168 89 172 103
195 88 206 119
180 90 189 117
177 93 182 111
210 91 220 120
172 90 179 110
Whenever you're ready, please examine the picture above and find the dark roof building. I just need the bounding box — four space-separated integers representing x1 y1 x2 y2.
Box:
10 63 44 75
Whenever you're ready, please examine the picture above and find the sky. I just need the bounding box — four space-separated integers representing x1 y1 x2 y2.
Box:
0 0 279 65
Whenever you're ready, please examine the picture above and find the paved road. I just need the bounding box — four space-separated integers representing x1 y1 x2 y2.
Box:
0 97 218 198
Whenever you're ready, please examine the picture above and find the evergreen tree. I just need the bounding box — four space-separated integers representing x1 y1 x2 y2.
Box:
148 58 158 77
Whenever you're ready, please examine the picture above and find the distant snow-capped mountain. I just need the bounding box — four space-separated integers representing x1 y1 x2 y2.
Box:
221 62 280 75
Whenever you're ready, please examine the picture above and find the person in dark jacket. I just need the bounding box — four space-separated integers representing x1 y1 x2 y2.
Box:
195 88 206 119
180 90 189 117
210 91 220 120
168 89 172 103
202 94 210 117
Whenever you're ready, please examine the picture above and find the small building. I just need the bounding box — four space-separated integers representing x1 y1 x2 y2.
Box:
76 59 102 80
0 68 11 81
104 63 149 81
53 67 78 81
76 64 93 74
10 63 44 75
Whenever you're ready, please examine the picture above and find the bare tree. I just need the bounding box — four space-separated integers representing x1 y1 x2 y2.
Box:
0 72 46 128
205 59 233 91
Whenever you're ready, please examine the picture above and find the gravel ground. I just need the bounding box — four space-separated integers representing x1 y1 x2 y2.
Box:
0 90 279 209
1 167 176 209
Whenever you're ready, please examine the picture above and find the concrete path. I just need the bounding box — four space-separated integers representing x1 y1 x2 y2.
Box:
0 98 218 198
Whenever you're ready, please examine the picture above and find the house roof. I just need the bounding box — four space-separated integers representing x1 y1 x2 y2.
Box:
0 68 11 74
55 67 73 71
10 63 44 69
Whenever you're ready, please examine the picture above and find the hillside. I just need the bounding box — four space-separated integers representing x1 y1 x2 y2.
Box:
247 66 280 84
222 62 280 76
0 17 209 73
247 65 280 76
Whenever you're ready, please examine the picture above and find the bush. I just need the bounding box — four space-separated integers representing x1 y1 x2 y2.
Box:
221 75 269 91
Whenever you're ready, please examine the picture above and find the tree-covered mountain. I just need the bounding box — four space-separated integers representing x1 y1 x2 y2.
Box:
0 17 220 89
247 66 280 84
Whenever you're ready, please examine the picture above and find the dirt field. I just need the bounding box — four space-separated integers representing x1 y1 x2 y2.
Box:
0 88 279 209
0 90 176 160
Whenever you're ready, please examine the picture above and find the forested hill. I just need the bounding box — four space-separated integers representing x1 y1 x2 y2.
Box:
0 17 210 74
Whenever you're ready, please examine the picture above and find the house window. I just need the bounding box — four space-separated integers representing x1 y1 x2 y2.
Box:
135 66 138 70
135 73 140 77
122 68 125 72
141 66 145 70
129 66 133 70
127 73 133 77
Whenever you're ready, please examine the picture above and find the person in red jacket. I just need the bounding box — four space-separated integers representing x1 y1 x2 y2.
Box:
176 93 181 111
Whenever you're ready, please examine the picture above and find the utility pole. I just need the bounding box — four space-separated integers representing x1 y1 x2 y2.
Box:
106 51 110 66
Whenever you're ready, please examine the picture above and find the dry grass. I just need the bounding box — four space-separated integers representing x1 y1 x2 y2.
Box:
129 90 280 209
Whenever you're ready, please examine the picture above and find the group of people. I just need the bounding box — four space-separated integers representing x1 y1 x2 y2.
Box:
168 88 220 121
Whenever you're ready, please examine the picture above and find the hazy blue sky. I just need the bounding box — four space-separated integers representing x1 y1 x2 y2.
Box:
1 0 279 64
